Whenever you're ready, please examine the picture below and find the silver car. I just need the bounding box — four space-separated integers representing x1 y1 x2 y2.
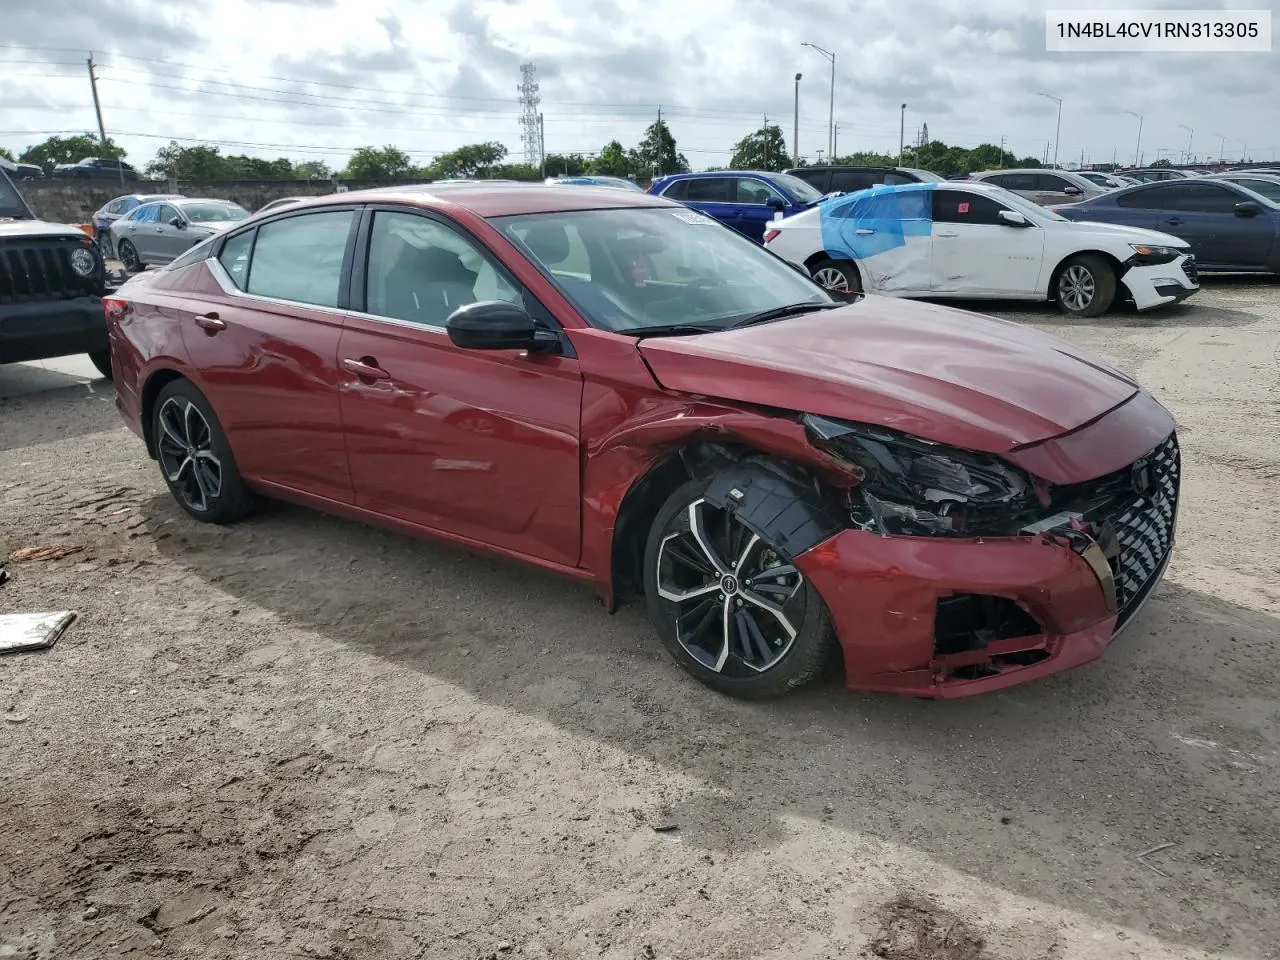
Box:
968 168 1108 206
111 198 250 272
92 193 183 257
1204 172 1280 204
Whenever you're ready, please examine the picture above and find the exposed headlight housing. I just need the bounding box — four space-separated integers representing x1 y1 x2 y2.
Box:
802 414 1035 537
70 245 98 278
1127 243 1182 265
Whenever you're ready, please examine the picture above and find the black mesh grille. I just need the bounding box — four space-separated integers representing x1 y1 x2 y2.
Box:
0 240 100 303
1102 434 1180 623
1182 257 1198 284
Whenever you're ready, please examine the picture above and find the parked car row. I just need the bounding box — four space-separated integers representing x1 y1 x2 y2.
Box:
101 180 1184 699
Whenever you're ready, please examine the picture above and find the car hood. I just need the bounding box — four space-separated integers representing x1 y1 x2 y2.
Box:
0 219 89 240
1052 217 1188 248
637 296 1140 453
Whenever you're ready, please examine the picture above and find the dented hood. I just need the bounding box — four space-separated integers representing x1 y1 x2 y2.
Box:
637 296 1139 453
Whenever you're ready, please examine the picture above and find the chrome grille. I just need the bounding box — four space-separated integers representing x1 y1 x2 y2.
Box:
1104 434 1180 624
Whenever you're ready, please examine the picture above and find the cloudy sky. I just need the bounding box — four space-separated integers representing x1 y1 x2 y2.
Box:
3 0 1277 173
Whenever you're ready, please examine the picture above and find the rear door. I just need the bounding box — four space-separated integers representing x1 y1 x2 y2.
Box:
930 189 1045 296
336 207 584 566
179 208 359 503
681 177 742 233
1000 173 1040 202
1155 182 1273 267
128 203 162 260
1107 186 1162 228
150 204 188 262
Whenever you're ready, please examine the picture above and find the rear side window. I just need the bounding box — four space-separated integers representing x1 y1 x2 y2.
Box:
1002 174 1038 191
136 204 160 224
1160 183 1244 213
830 169 879 192
246 210 354 307
736 179 785 204
659 180 689 201
683 178 734 202
931 190 1011 225
791 168 831 192
1035 174 1070 191
1116 187 1165 209
217 231 254 289
883 172 915 185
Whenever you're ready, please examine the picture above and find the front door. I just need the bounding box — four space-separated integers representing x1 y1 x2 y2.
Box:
929 189 1045 296
178 208 358 504
734 177 788 242
1155 182 1273 268
336 208 584 567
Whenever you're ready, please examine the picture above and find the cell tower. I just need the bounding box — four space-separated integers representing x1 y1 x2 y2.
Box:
518 62 542 166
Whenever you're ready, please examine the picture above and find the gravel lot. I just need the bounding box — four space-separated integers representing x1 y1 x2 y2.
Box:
2 278 1278 960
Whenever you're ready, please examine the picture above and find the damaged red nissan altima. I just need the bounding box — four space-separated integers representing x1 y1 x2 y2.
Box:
105 184 1178 699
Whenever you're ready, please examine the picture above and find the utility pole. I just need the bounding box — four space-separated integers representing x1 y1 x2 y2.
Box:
832 123 839 160
86 52 124 187
1214 132 1225 164
1080 147 1085 170
801 43 835 159
898 103 906 166
1125 111 1143 168
998 135 1005 168
656 105 663 175
538 113 545 178
1179 124 1194 165
1040 93 1062 168
792 73 801 167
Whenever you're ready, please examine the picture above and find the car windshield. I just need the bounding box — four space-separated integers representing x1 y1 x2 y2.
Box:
493 206 832 334
181 202 249 222
770 173 824 203
0 171 31 218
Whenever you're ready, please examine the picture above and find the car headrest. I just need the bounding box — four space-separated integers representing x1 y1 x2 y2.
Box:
521 223 570 265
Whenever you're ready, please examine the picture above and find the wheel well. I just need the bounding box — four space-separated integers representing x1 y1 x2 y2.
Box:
1047 250 1123 300
610 441 751 603
803 252 864 287
140 369 187 458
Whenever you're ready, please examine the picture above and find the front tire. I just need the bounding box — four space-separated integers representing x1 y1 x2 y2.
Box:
643 476 836 699
1054 254 1115 317
152 380 256 524
88 350 112 381
118 240 142 274
809 258 863 298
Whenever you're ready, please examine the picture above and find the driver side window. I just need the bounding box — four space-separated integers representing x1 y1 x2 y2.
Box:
736 179 785 205
365 211 522 328
931 190 1012 226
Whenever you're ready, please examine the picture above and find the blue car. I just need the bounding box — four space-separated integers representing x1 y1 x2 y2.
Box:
1053 179 1280 273
545 175 645 192
646 170 826 242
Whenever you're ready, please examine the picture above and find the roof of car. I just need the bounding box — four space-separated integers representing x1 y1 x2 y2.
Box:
267 182 676 217
655 170 788 180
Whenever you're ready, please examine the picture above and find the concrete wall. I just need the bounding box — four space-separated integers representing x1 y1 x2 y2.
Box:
19 179 426 223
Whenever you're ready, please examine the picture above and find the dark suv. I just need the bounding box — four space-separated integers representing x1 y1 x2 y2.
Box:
784 165 943 194
51 157 139 181
0 169 113 378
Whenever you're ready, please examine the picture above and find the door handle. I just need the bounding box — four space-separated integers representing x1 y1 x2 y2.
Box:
936 231 959 238
854 228 875 235
1165 217 1184 225
342 357 390 382
193 313 225 334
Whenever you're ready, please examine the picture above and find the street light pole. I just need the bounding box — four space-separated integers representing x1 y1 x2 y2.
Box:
1235 138 1247 162
801 42 836 160
1179 124 1194 164
899 103 906 166
1124 110 1142 167
793 73 802 167
1040 93 1062 168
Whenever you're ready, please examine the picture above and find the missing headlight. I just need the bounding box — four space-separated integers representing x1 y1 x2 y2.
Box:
802 414 1034 537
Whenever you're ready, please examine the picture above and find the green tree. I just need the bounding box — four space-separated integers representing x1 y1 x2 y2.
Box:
729 124 789 171
492 163 542 181
20 134 126 174
343 145 414 180
225 155 295 179
294 160 333 180
0 147 14 162
832 150 896 166
630 120 688 177
428 142 508 179
590 140 632 177
542 153 589 177
144 142 227 180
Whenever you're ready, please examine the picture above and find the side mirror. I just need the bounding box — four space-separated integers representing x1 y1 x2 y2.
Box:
169 217 185 228
1235 201 1261 217
445 300 558 352
1063 185 1082 195
997 210 1030 227
765 196 786 210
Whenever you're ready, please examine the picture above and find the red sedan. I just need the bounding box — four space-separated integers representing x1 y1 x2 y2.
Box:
105 184 1178 699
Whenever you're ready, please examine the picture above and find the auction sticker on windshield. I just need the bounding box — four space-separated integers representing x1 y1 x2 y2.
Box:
672 211 716 225
1046 9 1271 51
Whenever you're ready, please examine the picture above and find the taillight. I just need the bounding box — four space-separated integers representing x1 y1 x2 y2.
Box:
763 229 780 244
103 297 132 323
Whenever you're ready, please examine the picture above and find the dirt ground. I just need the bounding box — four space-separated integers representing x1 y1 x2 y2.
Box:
2 278 1278 960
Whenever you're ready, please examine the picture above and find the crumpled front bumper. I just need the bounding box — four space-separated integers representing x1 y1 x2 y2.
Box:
1123 254 1199 311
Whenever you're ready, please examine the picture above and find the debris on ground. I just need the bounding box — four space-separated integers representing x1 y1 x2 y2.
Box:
867 894 988 960
8 544 86 563
0 611 77 654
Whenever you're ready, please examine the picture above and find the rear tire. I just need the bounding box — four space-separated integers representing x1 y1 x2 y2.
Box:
1054 254 1115 317
643 475 837 700
809 258 863 299
88 350 112 381
118 240 142 274
152 379 257 525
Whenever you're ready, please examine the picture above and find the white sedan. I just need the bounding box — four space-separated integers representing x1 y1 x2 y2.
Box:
763 181 1199 317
